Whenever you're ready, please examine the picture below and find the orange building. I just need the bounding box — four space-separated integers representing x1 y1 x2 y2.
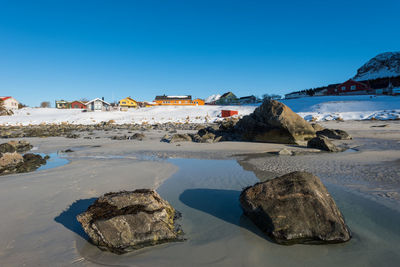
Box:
154 95 205 106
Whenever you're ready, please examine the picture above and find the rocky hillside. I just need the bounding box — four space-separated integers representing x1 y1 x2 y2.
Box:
353 52 400 81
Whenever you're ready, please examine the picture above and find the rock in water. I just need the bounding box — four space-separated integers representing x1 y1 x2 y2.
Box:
235 100 316 144
307 136 340 152
77 189 183 254
240 171 351 245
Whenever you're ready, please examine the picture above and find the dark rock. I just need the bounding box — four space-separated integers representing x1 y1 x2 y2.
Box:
66 133 80 139
77 189 183 254
307 136 340 152
316 129 352 140
63 149 74 153
7 140 33 153
240 171 351 245
167 134 193 143
0 143 16 153
235 100 316 144
131 133 145 141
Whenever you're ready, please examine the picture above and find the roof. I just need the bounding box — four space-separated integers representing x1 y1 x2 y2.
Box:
221 92 235 98
85 98 111 105
239 95 256 100
70 100 87 104
121 97 137 102
0 96 12 101
154 95 192 100
338 79 369 88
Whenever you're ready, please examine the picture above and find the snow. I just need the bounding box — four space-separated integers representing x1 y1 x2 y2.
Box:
282 95 400 121
205 94 221 103
1 95 399 126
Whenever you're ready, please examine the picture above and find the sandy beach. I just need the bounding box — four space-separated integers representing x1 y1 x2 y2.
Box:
0 120 399 266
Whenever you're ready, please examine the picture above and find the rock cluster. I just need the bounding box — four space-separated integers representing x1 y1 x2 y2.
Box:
191 100 317 144
77 189 183 254
111 133 146 141
240 171 351 245
316 129 352 140
0 141 47 175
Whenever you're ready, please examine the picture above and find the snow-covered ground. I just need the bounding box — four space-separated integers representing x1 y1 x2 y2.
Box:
0 95 399 125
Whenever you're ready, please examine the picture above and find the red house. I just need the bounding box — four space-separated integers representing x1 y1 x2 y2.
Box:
70 101 87 109
328 79 371 95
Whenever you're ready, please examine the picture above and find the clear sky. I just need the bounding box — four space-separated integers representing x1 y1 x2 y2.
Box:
1 0 399 106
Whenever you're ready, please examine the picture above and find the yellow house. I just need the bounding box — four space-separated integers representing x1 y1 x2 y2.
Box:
119 97 138 109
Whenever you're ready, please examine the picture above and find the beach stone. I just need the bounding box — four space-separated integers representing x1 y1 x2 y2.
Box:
277 148 293 155
307 136 340 152
77 189 183 254
7 140 33 153
0 143 16 153
0 152 24 168
316 129 352 140
130 133 145 141
311 123 325 131
168 133 193 143
234 100 316 144
240 171 351 245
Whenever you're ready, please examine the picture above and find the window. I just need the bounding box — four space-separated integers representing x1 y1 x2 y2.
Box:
350 85 356 90
341 86 346 91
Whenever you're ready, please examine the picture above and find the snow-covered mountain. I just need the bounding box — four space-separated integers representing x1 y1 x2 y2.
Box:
353 52 400 81
205 94 221 103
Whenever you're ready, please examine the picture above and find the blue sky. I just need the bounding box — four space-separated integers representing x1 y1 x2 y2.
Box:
1 0 399 106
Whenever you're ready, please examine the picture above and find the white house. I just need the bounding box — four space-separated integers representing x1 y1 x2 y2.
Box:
0 96 19 110
85 98 110 111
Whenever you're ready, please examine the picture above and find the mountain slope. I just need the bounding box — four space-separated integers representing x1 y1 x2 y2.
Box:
353 52 400 81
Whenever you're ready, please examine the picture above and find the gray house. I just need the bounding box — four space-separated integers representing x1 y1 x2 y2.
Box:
85 98 110 111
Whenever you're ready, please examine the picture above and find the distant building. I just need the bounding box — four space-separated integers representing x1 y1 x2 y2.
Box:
70 101 87 109
0 96 19 110
284 92 308 99
154 95 204 106
239 95 257 104
216 92 238 105
55 100 70 109
328 79 371 95
85 98 110 111
192 98 205 105
119 97 138 110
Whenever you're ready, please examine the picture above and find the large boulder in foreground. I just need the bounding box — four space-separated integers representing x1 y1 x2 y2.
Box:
77 189 183 254
240 171 351 245
235 100 316 144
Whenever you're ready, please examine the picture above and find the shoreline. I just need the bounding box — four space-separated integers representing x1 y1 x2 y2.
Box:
0 120 399 265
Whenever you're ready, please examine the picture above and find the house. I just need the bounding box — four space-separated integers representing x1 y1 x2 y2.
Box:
239 95 257 104
0 96 19 110
70 101 87 109
192 98 205 105
328 79 371 95
284 91 308 99
55 100 70 109
154 95 193 105
85 98 111 111
119 97 138 109
216 92 238 105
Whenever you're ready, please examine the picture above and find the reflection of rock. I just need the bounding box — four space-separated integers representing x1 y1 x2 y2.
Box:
77 189 183 254
307 136 340 152
240 171 351 245
235 100 316 144
316 129 352 140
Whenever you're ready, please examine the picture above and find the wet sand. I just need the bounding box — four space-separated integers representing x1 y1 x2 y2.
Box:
0 120 399 266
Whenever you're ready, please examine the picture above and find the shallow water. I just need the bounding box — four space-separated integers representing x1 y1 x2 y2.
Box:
36 153 70 171
78 158 400 267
